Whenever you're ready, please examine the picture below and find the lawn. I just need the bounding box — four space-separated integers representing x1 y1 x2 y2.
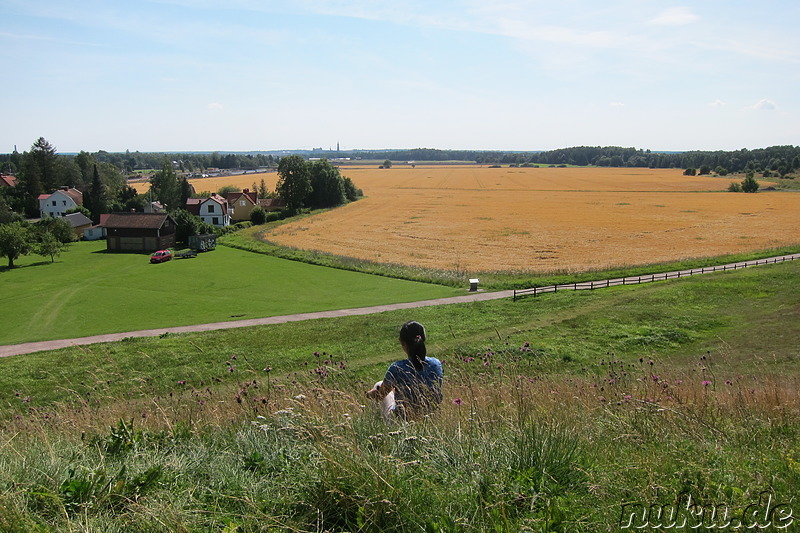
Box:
0 241 459 345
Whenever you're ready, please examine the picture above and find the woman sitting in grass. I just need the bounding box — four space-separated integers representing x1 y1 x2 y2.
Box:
366 321 443 420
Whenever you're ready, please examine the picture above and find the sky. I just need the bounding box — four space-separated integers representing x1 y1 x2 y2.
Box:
1 0 798 153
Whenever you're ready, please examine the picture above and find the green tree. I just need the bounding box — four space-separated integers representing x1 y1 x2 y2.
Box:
683 168 697 176
381 159 393 169
180 178 194 207
249 205 267 225
171 208 202 243
342 177 360 202
35 231 65 263
27 137 59 191
741 173 760 193
258 178 270 199
276 155 312 213
308 159 346 208
0 196 23 224
0 221 33 268
218 185 241 196
36 217 76 243
149 160 181 210
85 164 107 223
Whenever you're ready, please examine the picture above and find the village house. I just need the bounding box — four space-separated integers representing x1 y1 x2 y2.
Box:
63 212 93 239
104 212 177 252
38 186 83 218
225 189 258 222
0 174 16 188
83 213 109 241
185 194 231 227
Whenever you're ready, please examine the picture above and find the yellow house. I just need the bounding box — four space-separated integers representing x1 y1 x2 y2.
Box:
225 189 258 222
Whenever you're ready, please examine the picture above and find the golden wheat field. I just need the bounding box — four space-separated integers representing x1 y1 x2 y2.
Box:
150 165 800 273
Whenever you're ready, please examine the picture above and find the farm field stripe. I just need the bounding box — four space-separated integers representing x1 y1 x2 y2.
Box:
1 253 797 358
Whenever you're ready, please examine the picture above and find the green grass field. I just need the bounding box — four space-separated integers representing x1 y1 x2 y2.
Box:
0 241 459 345
0 260 797 531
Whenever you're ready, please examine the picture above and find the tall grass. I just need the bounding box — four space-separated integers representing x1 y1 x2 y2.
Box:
1 340 797 532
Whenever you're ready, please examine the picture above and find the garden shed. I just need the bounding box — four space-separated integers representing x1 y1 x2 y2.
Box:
104 212 177 252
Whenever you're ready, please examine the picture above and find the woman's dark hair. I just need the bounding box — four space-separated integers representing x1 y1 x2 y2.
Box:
400 321 427 370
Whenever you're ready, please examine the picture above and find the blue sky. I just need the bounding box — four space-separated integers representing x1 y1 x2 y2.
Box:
2 0 798 153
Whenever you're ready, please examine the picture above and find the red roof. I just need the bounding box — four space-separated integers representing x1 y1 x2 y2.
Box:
226 189 257 205
0 175 16 187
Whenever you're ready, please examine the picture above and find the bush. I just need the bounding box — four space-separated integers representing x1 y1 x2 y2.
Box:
728 182 742 192
683 168 697 176
250 206 267 225
741 174 760 193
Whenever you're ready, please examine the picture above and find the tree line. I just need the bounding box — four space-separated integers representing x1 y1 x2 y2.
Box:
328 145 800 175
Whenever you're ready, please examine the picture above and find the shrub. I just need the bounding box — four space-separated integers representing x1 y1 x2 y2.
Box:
728 182 742 192
250 206 267 225
741 174 760 193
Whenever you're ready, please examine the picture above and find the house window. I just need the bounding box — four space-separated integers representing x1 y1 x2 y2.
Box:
212 217 219 225
240 200 246 206
208 204 215 213
63 201 67 205
52 201 57 206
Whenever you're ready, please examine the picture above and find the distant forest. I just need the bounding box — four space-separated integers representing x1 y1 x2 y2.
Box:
347 145 800 175
3 144 799 177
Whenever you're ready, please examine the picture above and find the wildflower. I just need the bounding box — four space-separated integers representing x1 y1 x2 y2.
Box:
263 366 272 373
177 380 186 385
453 398 463 406
725 380 733 386
702 380 712 387
674 380 683 385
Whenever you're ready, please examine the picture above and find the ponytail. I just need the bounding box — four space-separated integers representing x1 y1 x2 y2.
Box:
400 321 427 370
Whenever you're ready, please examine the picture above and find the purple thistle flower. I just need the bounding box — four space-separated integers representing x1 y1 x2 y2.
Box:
453 398 463 406
702 380 712 387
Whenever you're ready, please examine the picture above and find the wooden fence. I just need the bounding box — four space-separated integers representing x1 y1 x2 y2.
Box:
512 254 800 301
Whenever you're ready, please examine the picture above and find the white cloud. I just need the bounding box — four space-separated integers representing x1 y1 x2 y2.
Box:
751 99 777 111
208 102 224 110
610 102 625 108
649 7 700 26
708 99 725 107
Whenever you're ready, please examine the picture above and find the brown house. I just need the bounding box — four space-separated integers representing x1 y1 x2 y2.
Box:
104 212 177 252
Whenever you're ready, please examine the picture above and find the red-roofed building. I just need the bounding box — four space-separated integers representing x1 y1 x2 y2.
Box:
38 186 83 218
0 175 16 188
225 188 258 222
185 194 231 227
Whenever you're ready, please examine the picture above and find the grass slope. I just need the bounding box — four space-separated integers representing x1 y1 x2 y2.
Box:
0 241 459 345
1 258 798 532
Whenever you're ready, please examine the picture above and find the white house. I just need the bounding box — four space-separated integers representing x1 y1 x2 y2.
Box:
38 187 83 218
186 194 231 227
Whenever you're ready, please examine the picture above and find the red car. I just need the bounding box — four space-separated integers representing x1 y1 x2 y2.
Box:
150 250 173 264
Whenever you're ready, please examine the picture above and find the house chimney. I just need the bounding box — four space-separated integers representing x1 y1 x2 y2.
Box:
243 188 249 193
61 186 69 191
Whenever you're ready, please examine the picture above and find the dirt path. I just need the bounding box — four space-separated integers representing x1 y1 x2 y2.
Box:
2 252 797 358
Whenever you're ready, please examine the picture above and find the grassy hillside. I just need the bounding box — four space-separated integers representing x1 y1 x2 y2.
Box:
0 260 797 531
0 241 459 345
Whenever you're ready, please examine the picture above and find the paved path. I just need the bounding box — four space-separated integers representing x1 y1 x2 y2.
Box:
1 252 797 358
